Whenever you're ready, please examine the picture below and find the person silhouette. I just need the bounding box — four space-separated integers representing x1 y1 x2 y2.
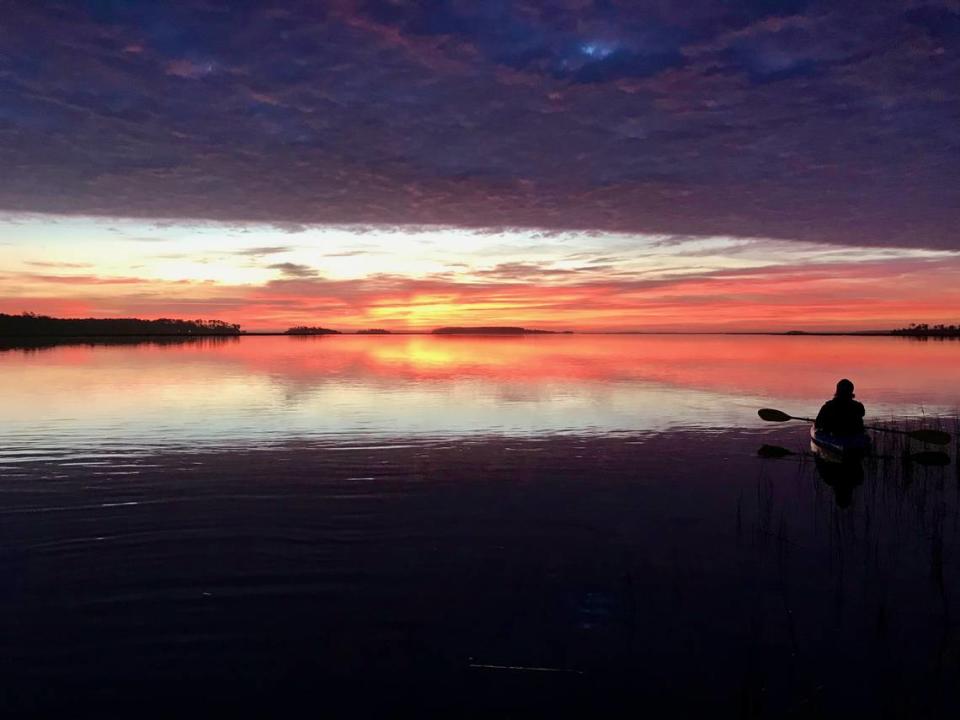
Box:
815 379 865 436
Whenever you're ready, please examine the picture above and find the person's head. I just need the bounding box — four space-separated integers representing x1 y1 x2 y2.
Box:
835 378 855 398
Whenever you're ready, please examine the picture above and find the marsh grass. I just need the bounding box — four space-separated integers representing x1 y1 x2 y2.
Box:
748 416 959 716
955 416 960 486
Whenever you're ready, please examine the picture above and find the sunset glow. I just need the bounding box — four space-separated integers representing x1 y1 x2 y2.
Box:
2 214 958 331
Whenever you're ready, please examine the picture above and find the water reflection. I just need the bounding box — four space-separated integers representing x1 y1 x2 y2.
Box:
1 335 958 715
814 457 865 508
1 335 958 460
0 335 239 353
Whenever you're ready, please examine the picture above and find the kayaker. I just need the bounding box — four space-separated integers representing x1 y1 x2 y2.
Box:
815 379 865 436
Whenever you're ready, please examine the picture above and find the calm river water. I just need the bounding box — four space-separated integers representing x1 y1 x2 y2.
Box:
1 335 958 716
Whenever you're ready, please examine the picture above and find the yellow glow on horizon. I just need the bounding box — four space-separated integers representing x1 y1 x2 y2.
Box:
2 213 960 332
365 294 544 327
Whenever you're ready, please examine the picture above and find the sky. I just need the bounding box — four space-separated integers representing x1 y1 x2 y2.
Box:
1 0 959 331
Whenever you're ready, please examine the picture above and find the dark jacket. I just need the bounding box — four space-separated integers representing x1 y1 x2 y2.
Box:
815 397 865 436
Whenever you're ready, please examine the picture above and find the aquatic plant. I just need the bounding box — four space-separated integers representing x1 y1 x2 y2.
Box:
751 414 959 713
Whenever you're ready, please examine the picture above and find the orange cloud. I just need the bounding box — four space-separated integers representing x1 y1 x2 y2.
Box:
2 257 959 332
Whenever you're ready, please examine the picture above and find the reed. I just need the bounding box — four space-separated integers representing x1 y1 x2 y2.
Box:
749 414 958 714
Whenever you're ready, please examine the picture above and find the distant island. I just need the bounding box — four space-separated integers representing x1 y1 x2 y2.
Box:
432 326 567 335
0 312 241 337
2 315 581 338
284 326 341 335
20 313 953 339
890 323 960 337
777 325 960 337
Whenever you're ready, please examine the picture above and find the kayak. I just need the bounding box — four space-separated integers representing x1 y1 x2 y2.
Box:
810 426 871 463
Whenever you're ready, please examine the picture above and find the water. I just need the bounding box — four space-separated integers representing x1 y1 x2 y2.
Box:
2 335 958 460
1 335 958 716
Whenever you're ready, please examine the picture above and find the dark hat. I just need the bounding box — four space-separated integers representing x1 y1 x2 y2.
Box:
836 378 855 397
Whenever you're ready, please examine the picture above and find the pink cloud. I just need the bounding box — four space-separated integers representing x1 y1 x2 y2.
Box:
3 255 959 332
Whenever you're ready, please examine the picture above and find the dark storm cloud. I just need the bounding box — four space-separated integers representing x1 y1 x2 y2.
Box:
1 0 958 249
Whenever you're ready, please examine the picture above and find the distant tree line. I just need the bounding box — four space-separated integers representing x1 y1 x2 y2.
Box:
891 323 960 337
0 312 242 336
284 326 341 335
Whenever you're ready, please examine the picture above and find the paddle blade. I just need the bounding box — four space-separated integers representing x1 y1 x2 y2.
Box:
909 451 951 467
758 408 793 423
758 444 795 458
906 429 952 446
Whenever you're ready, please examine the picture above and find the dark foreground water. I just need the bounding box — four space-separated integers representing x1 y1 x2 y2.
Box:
1 336 959 716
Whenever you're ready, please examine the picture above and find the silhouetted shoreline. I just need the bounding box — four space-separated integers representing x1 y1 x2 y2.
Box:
5 331 959 343
0 313 241 337
890 323 960 337
284 326 341 335
4 313 958 337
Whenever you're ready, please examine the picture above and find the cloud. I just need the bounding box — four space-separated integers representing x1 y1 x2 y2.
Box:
4 251 960 331
472 262 588 281
268 262 319 278
25 261 93 269
322 249 375 257
21 273 148 285
0 2 957 250
272 222 307 234
234 246 295 257
165 59 217 79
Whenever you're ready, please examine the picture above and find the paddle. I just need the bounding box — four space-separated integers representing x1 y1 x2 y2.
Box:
758 444 796 458
758 408 952 446
757 444 951 466
910 451 952 467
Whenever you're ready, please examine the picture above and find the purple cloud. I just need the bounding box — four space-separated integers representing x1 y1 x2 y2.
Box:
0 1 957 250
